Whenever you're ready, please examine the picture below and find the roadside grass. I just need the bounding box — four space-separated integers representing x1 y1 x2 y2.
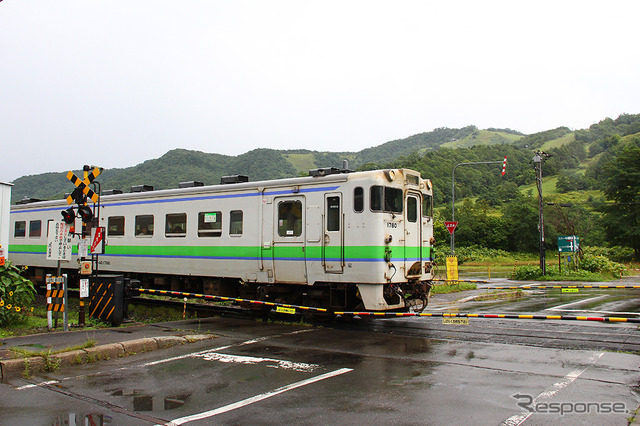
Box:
9 338 97 358
431 282 477 294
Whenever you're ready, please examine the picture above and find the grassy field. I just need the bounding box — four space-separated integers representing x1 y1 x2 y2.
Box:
283 153 316 174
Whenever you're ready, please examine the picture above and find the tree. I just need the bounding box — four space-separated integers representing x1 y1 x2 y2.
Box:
501 193 539 252
600 141 640 258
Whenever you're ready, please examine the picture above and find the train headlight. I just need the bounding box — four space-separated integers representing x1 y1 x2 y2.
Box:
384 170 396 181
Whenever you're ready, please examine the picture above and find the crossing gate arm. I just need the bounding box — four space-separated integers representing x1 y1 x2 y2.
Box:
136 288 640 324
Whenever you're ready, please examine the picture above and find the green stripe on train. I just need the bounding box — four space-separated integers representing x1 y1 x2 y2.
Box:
9 244 432 260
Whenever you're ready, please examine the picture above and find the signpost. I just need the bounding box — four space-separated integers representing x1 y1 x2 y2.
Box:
557 235 579 272
46 221 72 262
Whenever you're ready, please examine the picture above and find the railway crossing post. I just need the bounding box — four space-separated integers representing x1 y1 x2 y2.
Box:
63 165 103 327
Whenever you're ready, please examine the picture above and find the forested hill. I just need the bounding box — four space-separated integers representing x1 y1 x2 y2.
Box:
10 114 640 204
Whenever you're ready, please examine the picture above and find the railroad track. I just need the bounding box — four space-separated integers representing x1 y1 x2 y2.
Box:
47 288 640 353
329 315 640 353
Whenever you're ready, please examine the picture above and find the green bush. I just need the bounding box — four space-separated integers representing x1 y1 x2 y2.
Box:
511 265 541 280
581 246 634 263
0 261 36 326
579 254 625 276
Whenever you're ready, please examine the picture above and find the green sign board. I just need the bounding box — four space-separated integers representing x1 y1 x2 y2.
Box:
558 235 579 253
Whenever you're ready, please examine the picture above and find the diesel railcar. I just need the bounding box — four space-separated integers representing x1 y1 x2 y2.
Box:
8 168 435 312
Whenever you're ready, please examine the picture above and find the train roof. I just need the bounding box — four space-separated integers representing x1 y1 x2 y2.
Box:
10 168 427 212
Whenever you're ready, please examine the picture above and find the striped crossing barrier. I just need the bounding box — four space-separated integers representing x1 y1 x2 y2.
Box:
481 285 640 290
136 288 640 324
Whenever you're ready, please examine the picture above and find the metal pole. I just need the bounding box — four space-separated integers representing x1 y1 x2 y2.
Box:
63 274 68 332
532 152 547 275
451 160 504 255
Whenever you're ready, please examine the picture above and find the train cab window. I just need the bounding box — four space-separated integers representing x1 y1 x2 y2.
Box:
327 196 340 231
278 200 302 237
370 186 403 214
14 221 26 238
167 213 188 237
108 216 125 236
29 220 42 238
197 211 221 237
423 194 433 218
407 197 418 223
229 210 243 235
135 215 154 237
354 187 364 213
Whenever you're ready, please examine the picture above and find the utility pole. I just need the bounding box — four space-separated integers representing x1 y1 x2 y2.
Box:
532 151 549 275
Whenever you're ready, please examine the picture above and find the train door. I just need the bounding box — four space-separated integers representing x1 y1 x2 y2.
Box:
405 192 422 276
273 196 307 283
323 193 343 273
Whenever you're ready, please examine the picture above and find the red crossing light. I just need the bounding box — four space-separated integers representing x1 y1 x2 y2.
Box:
61 208 75 224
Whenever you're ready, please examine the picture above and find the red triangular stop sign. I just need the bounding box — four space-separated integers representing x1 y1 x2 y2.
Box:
444 221 458 234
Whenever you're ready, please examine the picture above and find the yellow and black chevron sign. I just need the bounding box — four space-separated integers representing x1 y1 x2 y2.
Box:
66 167 102 204
46 277 65 312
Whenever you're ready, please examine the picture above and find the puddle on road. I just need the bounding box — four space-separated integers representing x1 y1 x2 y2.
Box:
109 388 192 412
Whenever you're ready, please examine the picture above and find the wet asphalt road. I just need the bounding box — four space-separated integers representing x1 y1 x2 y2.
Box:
1 283 639 425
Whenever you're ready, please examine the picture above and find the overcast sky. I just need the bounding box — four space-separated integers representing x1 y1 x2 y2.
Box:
1 1 639 182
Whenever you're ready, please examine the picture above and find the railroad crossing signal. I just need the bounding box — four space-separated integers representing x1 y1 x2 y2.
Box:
66 167 102 205
62 166 102 224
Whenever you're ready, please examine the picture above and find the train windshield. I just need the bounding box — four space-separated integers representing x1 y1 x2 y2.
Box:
370 186 403 213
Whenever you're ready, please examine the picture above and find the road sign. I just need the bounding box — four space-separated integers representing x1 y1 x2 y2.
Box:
90 226 105 254
444 221 458 235
446 256 459 281
46 221 72 261
558 235 579 253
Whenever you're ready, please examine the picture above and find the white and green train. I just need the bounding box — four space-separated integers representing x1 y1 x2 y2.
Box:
8 168 435 312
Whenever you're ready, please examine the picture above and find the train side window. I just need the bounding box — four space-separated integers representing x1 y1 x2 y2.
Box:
327 196 340 231
407 197 418 223
14 221 26 238
108 216 125 237
354 187 364 213
278 200 302 237
229 210 243 235
197 211 221 237
370 186 383 212
423 194 433 217
29 220 42 238
135 215 154 237
167 213 188 237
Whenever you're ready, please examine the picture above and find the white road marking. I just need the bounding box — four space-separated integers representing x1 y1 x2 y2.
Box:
195 352 319 372
545 296 607 311
164 368 353 425
142 328 314 367
502 352 604 426
15 380 59 390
